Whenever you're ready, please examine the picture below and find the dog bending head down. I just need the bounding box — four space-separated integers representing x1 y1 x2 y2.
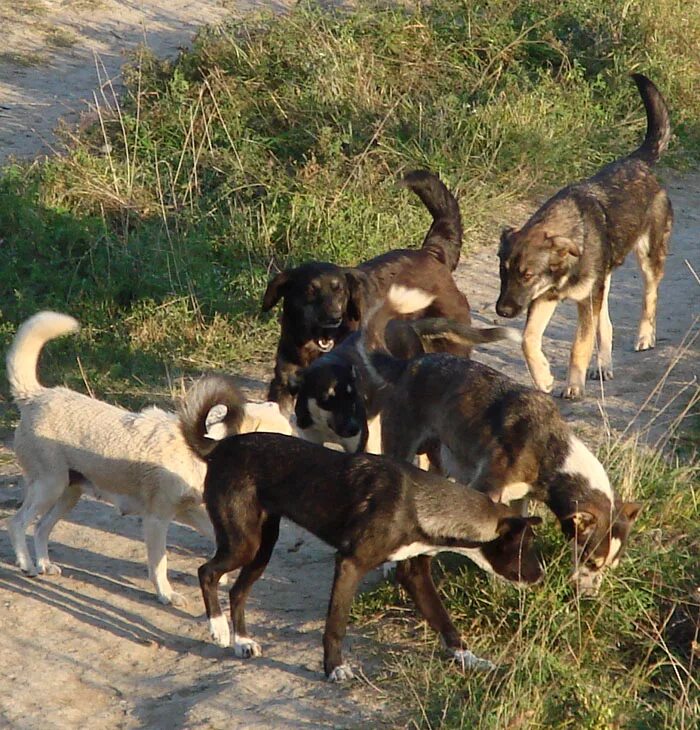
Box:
180 373 544 681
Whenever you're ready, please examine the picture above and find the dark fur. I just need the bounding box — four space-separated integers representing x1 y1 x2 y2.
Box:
496 73 673 398
262 170 471 414
181 374 542 680
366 350 641 593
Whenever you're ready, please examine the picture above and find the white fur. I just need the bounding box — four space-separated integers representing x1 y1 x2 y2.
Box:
209 615 231 647
327 664 354 682
364 415 383 455
387 543 497 577
386 285 436 314
233 634 262 658
452 648 496 671
6 311 299 605
499 482 532 503
562 435 613 501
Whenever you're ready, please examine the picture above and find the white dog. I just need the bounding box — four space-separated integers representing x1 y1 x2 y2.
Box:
6 311 298 606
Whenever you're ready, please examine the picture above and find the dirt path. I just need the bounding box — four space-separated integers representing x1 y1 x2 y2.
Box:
0 3 698 729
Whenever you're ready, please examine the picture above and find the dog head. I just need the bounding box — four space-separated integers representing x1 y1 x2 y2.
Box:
561 499 642 597
290 361 367 453
496 225 582 317
476 515 544 585
262 263 367 352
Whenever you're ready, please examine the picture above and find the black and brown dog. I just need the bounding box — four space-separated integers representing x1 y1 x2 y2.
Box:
496 73 672 398
262 170 471 413
180 374 543 681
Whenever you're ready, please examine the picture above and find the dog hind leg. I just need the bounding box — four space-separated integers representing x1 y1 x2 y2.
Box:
9 474 68 576
143 515 185 607
228 515 281 659
588 273 614 382
34 483 82 575
324 555 364 681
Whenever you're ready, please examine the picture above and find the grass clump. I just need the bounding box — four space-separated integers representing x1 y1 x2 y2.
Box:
1 0 700 388
353 438 699 728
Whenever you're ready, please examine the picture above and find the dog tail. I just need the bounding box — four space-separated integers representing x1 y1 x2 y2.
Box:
180 373 246 458
410 318 522 348
630 73 671 165
363 284 436 351
6 311 80 401
402 170 463 272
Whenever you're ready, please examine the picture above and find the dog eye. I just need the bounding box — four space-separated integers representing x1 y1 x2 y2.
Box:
522 271 534 281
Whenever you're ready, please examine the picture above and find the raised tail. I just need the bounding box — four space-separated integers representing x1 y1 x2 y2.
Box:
410 318 521 350
180 373 247 458
402 170 463 271
630 73 671 165
6 311 80 401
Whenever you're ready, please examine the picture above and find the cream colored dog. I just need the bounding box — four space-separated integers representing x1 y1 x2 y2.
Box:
6 311 298 606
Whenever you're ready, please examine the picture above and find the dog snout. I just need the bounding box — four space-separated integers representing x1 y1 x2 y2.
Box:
335 418 360 438
496 299 519 318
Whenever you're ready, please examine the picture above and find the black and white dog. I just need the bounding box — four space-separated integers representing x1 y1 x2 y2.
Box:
180 374 543 681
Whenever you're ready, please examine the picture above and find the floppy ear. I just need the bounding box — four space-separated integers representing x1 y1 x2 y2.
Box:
262 271 291 312
620 501 643 523
344 269 367 324
495 514 542 537
561 510 598 541
549 235 581 258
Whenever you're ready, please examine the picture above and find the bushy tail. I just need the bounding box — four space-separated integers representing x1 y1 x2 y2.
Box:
410 318 522 349
6 311 80 401
402 170 463 271
630 73 671 165
180 374 246 458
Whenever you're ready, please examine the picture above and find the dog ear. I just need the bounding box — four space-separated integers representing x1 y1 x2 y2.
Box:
262 270 291 312
499 226 517 253
561 510 598 541
620 501 643 523
344 268 367 324
549 235 582 258
496 514 542 537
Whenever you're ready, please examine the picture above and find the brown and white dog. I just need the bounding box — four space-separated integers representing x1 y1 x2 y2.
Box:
496 73 672 398
5 311 299 606
262 170 472 414
361 346 642 596
180 373 543 681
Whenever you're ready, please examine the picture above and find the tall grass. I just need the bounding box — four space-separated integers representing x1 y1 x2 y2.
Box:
1 0 699 388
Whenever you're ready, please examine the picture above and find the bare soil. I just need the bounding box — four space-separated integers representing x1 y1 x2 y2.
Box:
0 3 698 729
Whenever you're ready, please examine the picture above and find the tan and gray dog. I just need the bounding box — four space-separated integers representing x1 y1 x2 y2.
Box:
496 73 672 398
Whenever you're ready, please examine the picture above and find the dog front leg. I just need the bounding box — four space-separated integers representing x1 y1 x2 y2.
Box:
565 287 603 399
323 555 363 681
395 556 495 670
522 297 557 393
143 516 185 607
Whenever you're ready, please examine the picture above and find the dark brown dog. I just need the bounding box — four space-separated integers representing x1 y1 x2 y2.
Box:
180 374 543 681
361 347 642 596
262 170 471 413
496 74 672 398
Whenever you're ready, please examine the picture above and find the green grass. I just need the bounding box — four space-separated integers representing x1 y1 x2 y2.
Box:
352 437 699 728
1 0 700 393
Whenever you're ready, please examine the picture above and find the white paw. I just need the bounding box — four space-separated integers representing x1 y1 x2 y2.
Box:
37 561 62 576
453 649 496 671
562 384 584 400
157 590 188 608
233 635 262 659
635 333 656 351
327 664 354 682
208 615 231 647
587 365 613 381
18 561 38 577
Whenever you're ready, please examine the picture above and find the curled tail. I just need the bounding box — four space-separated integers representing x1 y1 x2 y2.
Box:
410 318 522 349
630 73 671 165
402 170 463 271
6 311 80 401
180 373 246 458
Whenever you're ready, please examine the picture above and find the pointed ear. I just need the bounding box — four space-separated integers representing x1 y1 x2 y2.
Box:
549 235 581 258
496 514 541 537
344 268 367 323
620 501 643 523
561 511 598 540
262 271 291 312
499 226 517 252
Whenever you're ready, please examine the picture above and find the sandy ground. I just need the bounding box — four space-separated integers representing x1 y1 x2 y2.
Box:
0 2 698 729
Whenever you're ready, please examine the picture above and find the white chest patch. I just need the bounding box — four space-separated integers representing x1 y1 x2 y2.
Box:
499 481 532 503
563 435 613 501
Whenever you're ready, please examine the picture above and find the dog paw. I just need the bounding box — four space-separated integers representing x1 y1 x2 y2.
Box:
233 635 262 659
453 649 496 672
37 561 62 576
562 385 584 400
157 590 187 608
18 562 39 577
635 333 656 351
208 615 231 647
327 664 354 682
587 366 613 381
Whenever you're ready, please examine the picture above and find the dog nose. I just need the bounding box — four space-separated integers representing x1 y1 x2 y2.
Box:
496 301 516 318
336 419 360 437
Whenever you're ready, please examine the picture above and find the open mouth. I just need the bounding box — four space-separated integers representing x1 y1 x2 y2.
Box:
316 337 335 352
315 320 341 352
